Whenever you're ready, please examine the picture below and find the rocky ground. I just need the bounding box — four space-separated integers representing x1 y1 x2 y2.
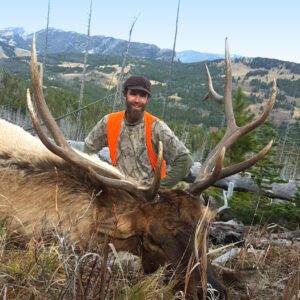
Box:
212 225 300 299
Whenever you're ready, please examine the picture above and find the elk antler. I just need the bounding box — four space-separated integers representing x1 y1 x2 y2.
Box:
27 34 162 201
188 38 276 195
203 64 223 103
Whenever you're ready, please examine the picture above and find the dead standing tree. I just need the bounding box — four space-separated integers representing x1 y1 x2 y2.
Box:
113 15 139 112
75 0 93 140
162 0 180 120
42 0 51 75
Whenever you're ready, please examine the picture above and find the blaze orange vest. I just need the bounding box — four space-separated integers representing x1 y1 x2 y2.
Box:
106 110 166 178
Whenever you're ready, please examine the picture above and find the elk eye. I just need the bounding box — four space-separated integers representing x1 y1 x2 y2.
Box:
146 234 164 250
147 234 157 245
144 234 165 254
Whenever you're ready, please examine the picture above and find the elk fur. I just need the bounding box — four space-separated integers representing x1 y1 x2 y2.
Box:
0 119 127 241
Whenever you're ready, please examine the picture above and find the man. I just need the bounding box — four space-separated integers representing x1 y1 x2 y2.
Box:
84 76 193 189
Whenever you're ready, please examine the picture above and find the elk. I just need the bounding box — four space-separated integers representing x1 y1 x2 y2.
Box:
0 37 276 299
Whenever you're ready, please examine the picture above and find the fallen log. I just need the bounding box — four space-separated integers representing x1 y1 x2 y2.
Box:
185 162 299 201
246 229 300 249
209 220 246 244
212 247 241 266
214 174 299 202
67 145 299 202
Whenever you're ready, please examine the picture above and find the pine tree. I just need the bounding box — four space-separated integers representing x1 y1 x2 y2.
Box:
212 86 256 165
250 121 286 192
212 86 284 188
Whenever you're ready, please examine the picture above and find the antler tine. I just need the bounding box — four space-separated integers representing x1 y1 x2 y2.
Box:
201 79 276 178
27 81 157 201
27 89 67 159
199 39 236 175
27 86 157 200
92 141 164 201
30 34 67 148
147 141 163 200
28 41 122 180
203 64 223 103
27 88 121 179
203 42 276 174
188 147 225 195
218 140 273 179
203 38 232 105
239 79 276 133
223 38 237 131
188 39 276 195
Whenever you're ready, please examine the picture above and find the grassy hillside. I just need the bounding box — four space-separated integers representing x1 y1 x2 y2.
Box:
1 52 300 149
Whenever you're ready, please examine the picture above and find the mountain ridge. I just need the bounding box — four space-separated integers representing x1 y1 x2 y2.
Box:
0 27 228 63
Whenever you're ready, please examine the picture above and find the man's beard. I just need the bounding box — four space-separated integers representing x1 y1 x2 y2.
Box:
126 102 146 123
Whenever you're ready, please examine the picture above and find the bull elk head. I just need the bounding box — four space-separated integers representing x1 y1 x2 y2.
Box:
23 36 275 299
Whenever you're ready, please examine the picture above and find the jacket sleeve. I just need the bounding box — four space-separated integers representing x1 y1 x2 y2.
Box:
84 116 108 154
152 120 194 189
160 152 193 189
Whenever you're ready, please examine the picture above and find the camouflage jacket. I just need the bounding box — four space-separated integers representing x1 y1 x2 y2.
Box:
84 112 193 188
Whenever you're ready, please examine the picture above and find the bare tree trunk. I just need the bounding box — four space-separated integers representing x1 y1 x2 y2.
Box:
162 0 180 120
279 108 292 164
214 174 299 201
42 0 51 77
113 16 139 112
180 122 188 144
292 145 300 179
75 0 93 140
199 134 208 162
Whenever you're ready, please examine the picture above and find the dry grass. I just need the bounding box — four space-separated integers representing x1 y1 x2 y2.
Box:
1 220 299 299
0 224 176 299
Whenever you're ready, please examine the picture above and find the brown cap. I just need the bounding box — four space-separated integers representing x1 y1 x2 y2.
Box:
123 76 151 95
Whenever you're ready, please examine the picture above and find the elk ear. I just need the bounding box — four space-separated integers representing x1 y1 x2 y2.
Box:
97 210 146 239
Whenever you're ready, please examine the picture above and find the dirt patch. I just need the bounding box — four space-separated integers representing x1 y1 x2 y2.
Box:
232 62 252 78
14 48 30 57
168 93 182 101
61 73 82 80
150 79 166 86
58 62 85 68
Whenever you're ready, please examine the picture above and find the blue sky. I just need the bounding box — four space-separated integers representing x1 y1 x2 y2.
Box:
1 0 300 63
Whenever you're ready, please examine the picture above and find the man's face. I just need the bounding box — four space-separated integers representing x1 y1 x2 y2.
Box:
124 89 149 122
